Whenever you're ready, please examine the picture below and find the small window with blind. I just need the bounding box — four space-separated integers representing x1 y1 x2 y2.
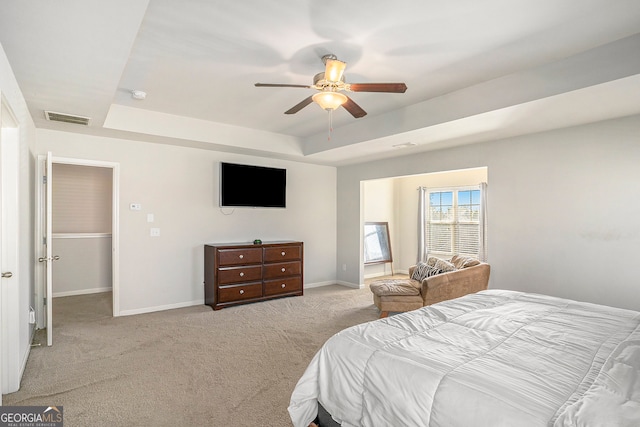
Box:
427 186 481 258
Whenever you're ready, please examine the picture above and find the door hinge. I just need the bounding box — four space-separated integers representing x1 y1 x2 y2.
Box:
43 297 47 306
43 175 47 184
43 237 47 245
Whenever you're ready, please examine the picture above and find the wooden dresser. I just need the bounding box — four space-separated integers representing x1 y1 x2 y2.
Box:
204 241 303 310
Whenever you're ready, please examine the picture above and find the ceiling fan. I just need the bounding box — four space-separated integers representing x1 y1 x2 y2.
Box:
255 54 407 118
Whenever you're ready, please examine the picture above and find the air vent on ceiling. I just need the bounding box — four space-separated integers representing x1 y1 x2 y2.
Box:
44 111 91 126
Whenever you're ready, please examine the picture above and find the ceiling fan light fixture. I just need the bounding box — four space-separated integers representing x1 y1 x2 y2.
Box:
255 54 406 120
324 58 346 82
312 91 347 111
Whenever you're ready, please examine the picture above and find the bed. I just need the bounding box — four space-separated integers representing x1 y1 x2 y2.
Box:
288 290 640 427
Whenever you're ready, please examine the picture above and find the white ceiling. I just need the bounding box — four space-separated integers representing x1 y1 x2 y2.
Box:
1 0 639 165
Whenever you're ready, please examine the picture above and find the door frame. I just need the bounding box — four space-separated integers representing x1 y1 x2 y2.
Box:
35 155 120 331
0 95 3 405
1 93 20 397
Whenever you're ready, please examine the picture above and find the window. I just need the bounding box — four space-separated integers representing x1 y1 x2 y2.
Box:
426 187 481 258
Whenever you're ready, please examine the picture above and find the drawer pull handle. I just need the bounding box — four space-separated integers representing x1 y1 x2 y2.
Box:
281 283 286 288
281 267 286 272
239 254 244 259
239 289 244 295
239 272 244 277
281 251 286 256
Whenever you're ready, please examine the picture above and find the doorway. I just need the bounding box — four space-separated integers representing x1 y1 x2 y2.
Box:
51 163 113 299
35 155 120 345
360 167 488 284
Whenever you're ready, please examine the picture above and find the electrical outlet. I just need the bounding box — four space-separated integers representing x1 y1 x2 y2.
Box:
129 203 141 211
150 228 160 237
342 264 347 271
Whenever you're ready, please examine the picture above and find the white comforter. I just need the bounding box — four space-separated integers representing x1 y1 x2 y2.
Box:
289 290 640 427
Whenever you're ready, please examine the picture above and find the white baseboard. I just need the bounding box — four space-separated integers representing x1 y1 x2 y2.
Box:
305 280 364 289
365 270 409 279
17 323 37 390
103 279 369 318
118 299 202 317
336 280 364 289
304 280 335 289
53 287 112 298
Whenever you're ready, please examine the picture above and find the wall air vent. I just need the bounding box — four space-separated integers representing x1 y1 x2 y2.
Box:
44 111 91 126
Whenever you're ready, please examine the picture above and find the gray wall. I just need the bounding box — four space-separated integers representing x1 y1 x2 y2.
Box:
338 114 640 311
52 236 112 296
37 129 337 315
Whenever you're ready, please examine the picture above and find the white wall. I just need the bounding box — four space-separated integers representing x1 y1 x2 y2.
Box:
338 115 640 311
363 179 396 278
0 42 37 394
394 167 488 272
36 129 337 315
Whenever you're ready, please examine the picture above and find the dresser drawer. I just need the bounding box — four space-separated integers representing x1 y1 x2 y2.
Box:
205 241 303 310
218 282 263 303
217 265 262 284
264 277 302 296
263 261 301 279
264 245 301 262
218 248 262 266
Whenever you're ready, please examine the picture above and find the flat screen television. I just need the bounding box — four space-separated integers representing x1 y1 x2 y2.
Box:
220 162 286 208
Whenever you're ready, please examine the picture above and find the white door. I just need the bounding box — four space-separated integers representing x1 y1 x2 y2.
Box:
36 152 58 346
45 152 54 346
1 95 19 398
0 96 4 406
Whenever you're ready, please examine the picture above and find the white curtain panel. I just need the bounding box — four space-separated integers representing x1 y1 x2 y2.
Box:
479 182 488 262
417 187 427 263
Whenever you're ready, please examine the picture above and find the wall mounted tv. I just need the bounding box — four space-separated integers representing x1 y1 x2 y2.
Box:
220 162 286 208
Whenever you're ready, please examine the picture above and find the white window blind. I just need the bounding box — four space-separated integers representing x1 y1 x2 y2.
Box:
427 187 481 258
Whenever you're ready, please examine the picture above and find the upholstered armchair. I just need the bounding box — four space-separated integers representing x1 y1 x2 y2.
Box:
370 256 490 318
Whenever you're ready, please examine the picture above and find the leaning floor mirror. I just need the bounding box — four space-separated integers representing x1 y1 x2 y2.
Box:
364 222 393 275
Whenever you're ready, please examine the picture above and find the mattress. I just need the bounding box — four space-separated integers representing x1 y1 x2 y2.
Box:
288 290 640 427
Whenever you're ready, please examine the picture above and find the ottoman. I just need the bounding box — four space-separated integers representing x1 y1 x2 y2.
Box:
369 278 423 318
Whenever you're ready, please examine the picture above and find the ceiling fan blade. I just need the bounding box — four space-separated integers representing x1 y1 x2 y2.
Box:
284 96 314 114
324 58 346 83
255 83 312 89
342 96 367 118
349 83 407 93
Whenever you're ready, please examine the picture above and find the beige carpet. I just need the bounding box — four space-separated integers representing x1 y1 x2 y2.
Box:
4 284 382 426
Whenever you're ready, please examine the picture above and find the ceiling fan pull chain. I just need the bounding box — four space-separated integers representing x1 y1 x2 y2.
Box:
328 109 333 141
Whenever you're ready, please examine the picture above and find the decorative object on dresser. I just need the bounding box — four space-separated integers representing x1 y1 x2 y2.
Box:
204 241 303 310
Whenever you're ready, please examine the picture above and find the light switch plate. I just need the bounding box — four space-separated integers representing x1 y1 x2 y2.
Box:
147 213 154 223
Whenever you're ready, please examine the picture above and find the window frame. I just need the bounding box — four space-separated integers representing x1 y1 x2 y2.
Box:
425 185 481 259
